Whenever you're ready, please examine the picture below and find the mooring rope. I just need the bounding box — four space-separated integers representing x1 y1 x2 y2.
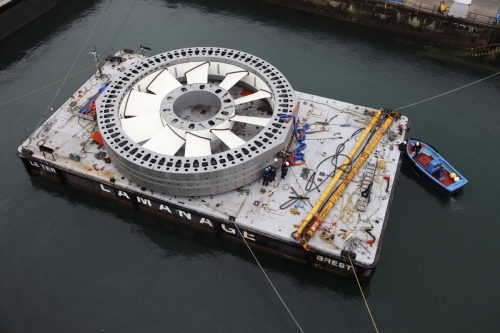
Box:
232 220 305 333
397 71 500 110
0 65 96 107
30 0 113 140
347 255 379 333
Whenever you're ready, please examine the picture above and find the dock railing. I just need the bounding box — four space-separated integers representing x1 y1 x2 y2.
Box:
375 0 500 27
466 12 498 26
454 42 500 57
413 1 441 15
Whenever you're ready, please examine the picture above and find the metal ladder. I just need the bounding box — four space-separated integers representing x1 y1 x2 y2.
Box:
355 162 376 212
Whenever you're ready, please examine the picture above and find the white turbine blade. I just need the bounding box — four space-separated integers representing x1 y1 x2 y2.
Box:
134 72 156 92
147 69 182 96
212 129 246 149
234 90 271 105
119 90 131 118
121 113 164 143
219 71 248 91
143 125 185 155
185 133 211 157
231 115 270 127
186 63 209 84
125 90 163 117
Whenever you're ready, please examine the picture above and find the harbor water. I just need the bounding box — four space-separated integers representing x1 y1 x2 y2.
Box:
1 0 499 331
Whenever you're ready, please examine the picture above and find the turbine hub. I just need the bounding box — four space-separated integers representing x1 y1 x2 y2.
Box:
161 84 234 131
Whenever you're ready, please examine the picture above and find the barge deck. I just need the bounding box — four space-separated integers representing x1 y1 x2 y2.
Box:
17 48 409 280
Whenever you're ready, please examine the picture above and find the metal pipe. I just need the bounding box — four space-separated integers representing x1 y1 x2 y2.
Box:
293 110 382 240
300 113 398 251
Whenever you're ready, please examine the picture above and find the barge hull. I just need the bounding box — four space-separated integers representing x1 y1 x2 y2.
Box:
18 154 378 280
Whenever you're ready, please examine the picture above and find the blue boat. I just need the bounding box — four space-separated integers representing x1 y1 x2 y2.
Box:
403 139 468 195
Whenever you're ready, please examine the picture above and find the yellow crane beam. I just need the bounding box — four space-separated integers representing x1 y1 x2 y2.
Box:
300 111 400 251
293 110 383 240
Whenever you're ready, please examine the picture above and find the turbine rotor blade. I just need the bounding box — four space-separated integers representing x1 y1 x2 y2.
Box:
125 90 163 117
230 115 270 127
186 62 209 84
147 69 182 96
143 125 185 156
185 133 211 157
212 129 246 149
234 90 272 105
219 71 248 91
121 113 164 143
119 90 131 118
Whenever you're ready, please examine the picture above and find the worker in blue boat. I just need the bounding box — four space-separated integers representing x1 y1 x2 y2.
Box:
413 141 422 155
262 167 270 186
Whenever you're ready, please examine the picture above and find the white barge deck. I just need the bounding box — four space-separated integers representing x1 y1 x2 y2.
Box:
17 49 409 280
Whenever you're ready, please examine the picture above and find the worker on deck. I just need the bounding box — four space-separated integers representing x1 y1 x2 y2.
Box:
270 166 276 182
281 161 289 179
398 140 407 152
262 168 270 186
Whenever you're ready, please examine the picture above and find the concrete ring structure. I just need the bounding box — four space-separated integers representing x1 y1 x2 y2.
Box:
96 47 298 196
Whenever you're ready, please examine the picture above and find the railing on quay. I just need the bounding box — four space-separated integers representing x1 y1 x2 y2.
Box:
377 0 499 27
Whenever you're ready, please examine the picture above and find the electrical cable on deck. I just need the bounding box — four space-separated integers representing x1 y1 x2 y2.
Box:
347 255 380 333
299 112 397 250
338 183 363 232
303 120 379 196
231 220 305 333
300 98 370 118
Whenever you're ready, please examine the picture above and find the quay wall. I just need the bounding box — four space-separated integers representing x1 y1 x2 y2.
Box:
0 0 67 41
256 0 500 48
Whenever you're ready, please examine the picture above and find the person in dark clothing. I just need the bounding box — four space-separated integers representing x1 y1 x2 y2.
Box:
262 168 270 186
281 161 289 179
413 141 422 155
270 167 276 182
398 140 407 152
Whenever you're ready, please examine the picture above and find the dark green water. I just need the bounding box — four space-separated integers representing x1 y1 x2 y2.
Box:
1 0 499 332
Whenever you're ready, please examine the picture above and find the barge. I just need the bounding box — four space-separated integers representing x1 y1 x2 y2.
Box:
17 47 409 280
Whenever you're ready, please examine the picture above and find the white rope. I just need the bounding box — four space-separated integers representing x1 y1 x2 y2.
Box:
231 220 305 333
397 71 500 110
31 0 112 139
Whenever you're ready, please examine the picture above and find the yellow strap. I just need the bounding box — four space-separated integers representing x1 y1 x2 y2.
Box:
294 110 382 239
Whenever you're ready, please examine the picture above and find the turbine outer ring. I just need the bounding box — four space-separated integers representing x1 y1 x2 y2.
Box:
96 47 297 196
